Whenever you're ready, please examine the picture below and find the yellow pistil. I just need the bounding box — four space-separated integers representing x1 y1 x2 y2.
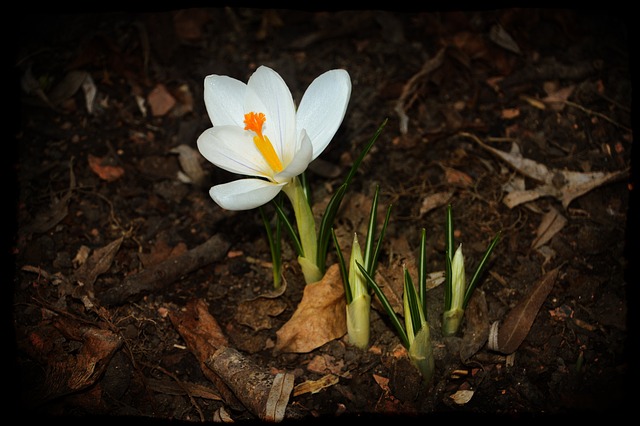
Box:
244 112 283 173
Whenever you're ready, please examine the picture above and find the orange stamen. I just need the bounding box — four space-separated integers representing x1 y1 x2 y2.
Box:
243 112 283 173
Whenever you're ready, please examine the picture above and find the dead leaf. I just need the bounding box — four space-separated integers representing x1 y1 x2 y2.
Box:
444 166 474 187
293 374 339 397
450 389 475 405
395 47 446 134
73 236 124 296
489 23 521 55
88 154 125 182
306 354 348 377
531 206 567 249
466 134 629 208
47 70 97 113
501 108 520 119
419 191 454 216
148 83 176 116
235 297 287 331
488 266 560 354
24 158 75 234
20 317 122 405
170 144 206 186
138 239 188 268
169 299 229 359
274 264 346 353
541 85 575 111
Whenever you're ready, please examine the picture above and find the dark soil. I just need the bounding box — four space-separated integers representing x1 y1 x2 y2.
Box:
10 7 637 424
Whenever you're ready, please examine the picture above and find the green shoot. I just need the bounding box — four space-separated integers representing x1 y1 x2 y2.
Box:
442 204 501 336
332 184 392 349
357 229 435 382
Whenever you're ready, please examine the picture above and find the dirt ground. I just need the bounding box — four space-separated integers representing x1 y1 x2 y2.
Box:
10 7 636 423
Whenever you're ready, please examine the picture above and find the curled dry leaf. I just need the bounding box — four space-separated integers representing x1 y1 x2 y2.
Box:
170 144 206 186
293 374 340 397
467 134 629 208
531 206 567 249
488 266 560 354
274 264 346 353
73 236 124 291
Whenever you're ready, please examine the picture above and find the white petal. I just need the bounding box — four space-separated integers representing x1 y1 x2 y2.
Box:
297 69 351 160
245 66 297 165
197 126 272 178
204 74 247 127
209 179 286 210
275 129 313 180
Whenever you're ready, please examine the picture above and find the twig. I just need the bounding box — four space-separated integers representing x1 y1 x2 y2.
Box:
564 100 632 132
98 234 230 306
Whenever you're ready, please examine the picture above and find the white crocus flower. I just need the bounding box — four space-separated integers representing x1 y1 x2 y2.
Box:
197 65 351 211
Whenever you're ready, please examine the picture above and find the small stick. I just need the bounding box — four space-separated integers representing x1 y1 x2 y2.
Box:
99 234 230 306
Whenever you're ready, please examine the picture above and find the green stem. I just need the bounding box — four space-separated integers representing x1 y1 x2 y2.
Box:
282 176 322 283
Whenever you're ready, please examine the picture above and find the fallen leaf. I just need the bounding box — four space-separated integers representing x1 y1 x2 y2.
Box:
419 191 454 216
501 108 520 119
170 144 206 186
293 374 339 397
88 154 125 182
488 266 560 354
489 23 521 55
24 158 76 233
466 135 629 208
306 354 348 377
47 70 97 113
148 83 176 116
138 239 188 268
73 236 124 291
531 206 567 249
274 264 346 353
450 389 475 405
541 85 575 111
235 297 287 331
444 166 474 187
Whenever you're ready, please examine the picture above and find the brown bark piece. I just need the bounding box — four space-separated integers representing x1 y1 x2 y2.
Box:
206 346 295 422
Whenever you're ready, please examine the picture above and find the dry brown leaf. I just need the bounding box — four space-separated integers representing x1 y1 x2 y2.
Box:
488 266 560 354
450 389 475 405
293 374 340 397
541 85 575 110
171 144 205 186
468 135 629 208
274 264 346 353
501 108 521 119
531 206 567 249
235 297 287 331
73 236 124 292
444 167 474 187
148 83 176 116
138 239 188 268
419 191 454 216
88 154 125 182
